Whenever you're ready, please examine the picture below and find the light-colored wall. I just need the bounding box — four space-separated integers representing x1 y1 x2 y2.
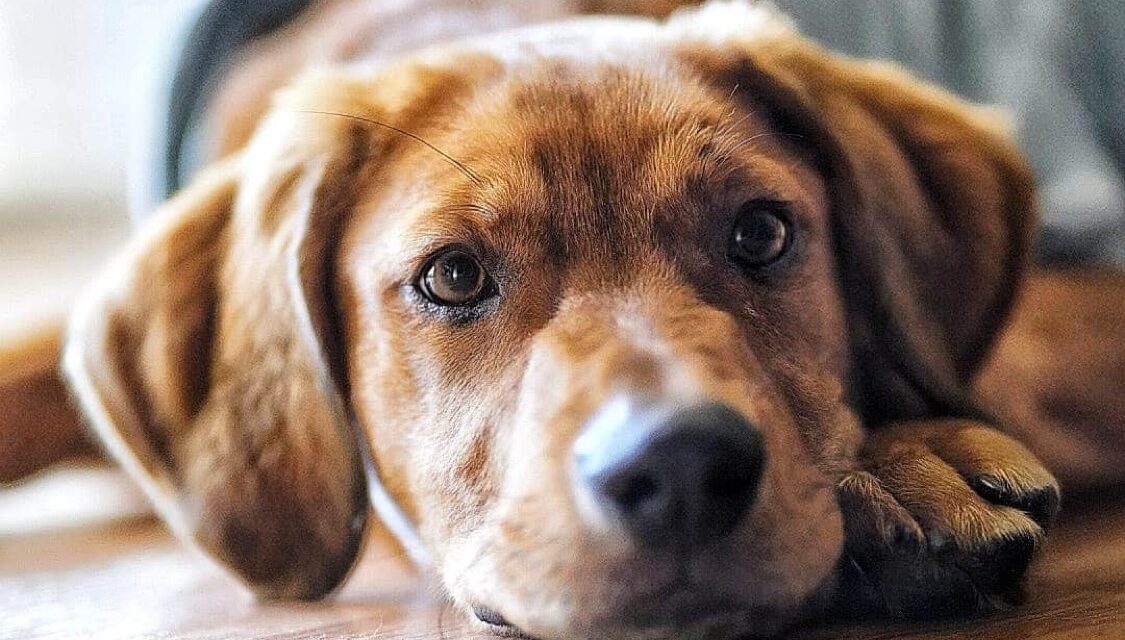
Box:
0 1 199 338
0 0 198 224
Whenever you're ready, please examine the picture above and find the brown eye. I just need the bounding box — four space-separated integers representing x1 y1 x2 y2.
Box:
419 249 491 306
728 204 791 268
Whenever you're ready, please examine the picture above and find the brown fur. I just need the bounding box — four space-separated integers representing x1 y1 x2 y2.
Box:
3 2 1123 639
977 270 1125 490
0 324 95 482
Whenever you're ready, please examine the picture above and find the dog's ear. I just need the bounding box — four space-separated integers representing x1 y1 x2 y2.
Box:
678 8 1036 422
64 95 373 599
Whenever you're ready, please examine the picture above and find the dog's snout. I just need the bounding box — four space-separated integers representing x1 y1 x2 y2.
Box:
574 400 766 549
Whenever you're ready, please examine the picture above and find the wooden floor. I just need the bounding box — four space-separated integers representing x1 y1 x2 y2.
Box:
2 482 1123 640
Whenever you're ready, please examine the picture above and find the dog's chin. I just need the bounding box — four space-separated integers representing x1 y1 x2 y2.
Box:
467 564 839 640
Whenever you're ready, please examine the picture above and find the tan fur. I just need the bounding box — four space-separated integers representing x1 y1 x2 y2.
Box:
0 2 1117 639
0 323 95 483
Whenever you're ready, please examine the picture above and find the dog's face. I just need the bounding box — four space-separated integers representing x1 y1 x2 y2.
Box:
65 5 1035 640
337 57 856 637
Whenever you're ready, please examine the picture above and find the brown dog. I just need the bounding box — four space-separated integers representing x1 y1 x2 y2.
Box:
6 1 1124 638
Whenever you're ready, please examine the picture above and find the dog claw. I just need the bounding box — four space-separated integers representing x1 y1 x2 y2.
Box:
836 420 1059 620
968 474 1061 529
968 474 1007 502
984 535 1037 592
1020 486 1061 528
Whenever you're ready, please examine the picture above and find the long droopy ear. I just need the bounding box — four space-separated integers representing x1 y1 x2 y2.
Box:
64 88 372 599
679 6 1036 423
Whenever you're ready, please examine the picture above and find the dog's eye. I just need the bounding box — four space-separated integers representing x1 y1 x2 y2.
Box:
419 249 491 306
728 203 791 268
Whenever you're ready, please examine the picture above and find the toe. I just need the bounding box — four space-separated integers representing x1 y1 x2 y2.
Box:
984 534 1037 593
837 470 926 557
969 474 1060 528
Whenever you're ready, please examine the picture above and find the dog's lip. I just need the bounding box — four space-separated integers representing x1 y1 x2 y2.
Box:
473 574 808 640
476 595 754 640
621 579 755 628
468 544 840 639
471 603 544 640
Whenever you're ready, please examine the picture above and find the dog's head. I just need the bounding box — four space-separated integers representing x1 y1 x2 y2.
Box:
66 3 1035 638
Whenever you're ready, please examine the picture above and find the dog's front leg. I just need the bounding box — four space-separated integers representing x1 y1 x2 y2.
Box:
833 420 1060 619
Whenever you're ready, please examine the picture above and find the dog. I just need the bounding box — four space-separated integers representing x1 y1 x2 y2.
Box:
5 1 1123 638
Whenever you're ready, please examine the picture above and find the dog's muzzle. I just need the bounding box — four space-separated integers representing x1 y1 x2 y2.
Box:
572 399 766 550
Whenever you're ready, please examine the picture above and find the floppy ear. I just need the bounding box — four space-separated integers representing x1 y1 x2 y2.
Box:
680 9 1036 423
64 107 370 599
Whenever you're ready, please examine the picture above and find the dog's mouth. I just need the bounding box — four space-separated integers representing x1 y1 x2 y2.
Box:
472 605 535 638
472 579 798 640
621 580 765 630
459 395 844 640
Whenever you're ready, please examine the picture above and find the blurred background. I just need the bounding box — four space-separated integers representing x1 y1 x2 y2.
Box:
0 0 202 536
0 0 196 341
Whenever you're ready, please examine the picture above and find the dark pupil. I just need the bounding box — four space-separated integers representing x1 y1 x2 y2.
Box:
440 254 480 294
733 210 787 265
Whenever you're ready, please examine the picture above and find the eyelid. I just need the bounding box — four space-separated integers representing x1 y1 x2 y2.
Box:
730 199 795 239
743 198 802 233
403 238 489 283
742 197 793 211
398 202 497 274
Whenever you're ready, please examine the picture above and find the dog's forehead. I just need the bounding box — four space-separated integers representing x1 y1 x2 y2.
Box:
343 7 816 277
387 61 811 264
463 63 732 212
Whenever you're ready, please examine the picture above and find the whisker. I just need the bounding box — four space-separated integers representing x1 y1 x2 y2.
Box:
709 84 742 147
295 108 484 187
720 110 755 136
744 131 806 143
701 83 741 175
703 84 807 163
722 130 806 157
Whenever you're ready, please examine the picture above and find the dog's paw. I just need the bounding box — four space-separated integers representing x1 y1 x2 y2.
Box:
834 420 1060 620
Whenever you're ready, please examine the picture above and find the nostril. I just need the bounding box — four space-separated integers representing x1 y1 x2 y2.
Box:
705 464 754 499
575 399 766 549
614 475 661 512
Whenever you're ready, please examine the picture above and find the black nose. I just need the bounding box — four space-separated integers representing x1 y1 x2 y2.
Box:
574 400 766 549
